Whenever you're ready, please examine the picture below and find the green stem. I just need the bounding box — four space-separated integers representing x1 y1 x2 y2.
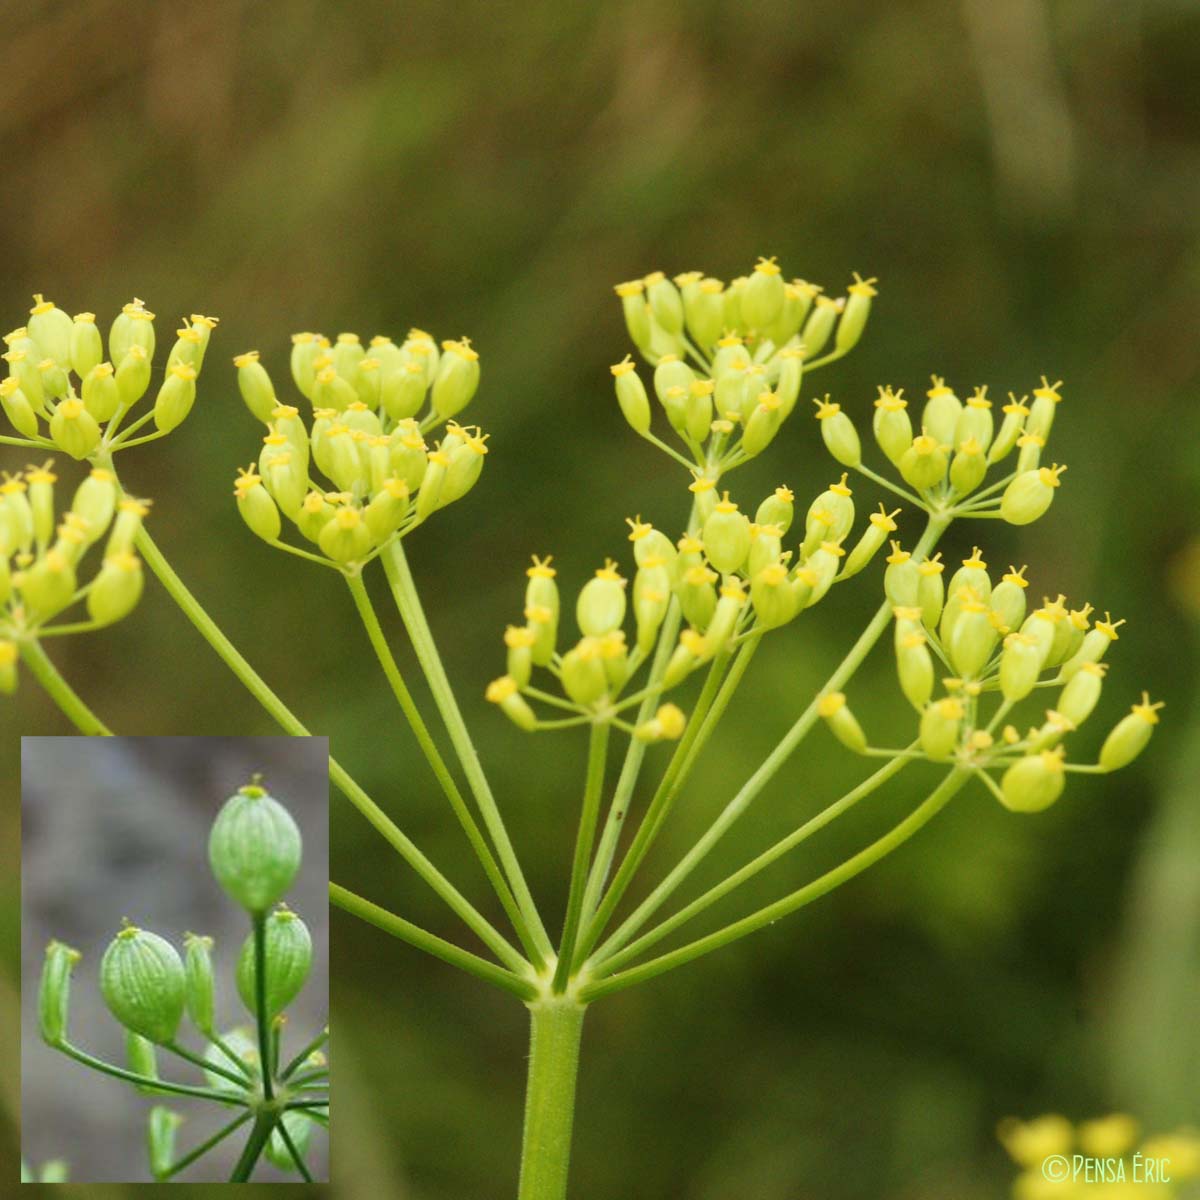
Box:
211 1032 255 1080
276 1117 314 1182
229 1111 277 1183
382 538 553 966
164 1039 246 1089
344 572 535 959
581 769 970 999
330 882 538 1001
56 1041 245 1105
552 723 609 993
280 1027 329 1081
591 517 947 958
252 913 274 1103
592 753 912 974
19 640 112 735
159 1111 252 1180
517 998 587 1200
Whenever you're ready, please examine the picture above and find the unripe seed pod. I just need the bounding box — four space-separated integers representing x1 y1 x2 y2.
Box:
27 295 73 365
71 468 117 544
678 564 718 629
1041 596 1078 667
634 702 687 743
884 543 920 607
741 391 784 457
921 377 962 447
87 552 144 625
645 271 684 334
627 517 677 569
266 1111 316 1173
897 631 934 709
1015 432 1046 476
486 675 537 730
840 504 900 580
1057 661 1106 727
26 462 55 546
152 363 197 433
49 398 101 460
949 436 987 495
39 356 71 401
988 396 1029 463
381 360 427 420
990 566 1029 632
561 639 608 705
439 434 488 508
126 1030 160 1092
525 557 559 666
1099 694 1163 771
4 348 46 410
504 625 536 687
110 300 156 364
812 395 861 467
204 1027 260 1086
632 559 671 653
166 326 204 372
703 495 751 574
148 1107 183 1180
39 939 80 1046
916 554 945 628
954 387 994 451
115 344 152 407
750 562 799 629
0 376 39 436
432 339 480 418
1000 464 1066 525
804 475 855 554
1061 613 1124 680
69 312 103 378
664 629 706 687
234 351 277 422
182 933 217 1035
1000 633 1043 702
233 466 281 542
683 276 725 349
920 697 964 759
872 387 913 464
99 924 186 1044
79 362 120 422
577 561 627 637
741 257 785 329
685 379 714 443
1025 377 1063 441
653 355 694 412
818 692 867 753
746 523 783 577
835 274 877 353
236 905 312 1017
319 505 373 562
898 432 949 491
331 331 364 380
289 332 324 399
774 349 804 417
802 544 842 607
21 549 76 618
799 296 841 357
313 365 358 412
688 477 719 525
209 781 302 914
615 280 652 351
611 357 650 433
1000 751 1066 813
948 598 998 678
705 582 746 656
364 478 411 542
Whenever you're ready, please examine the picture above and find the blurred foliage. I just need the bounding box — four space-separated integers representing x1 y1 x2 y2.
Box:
2 0 1199 1197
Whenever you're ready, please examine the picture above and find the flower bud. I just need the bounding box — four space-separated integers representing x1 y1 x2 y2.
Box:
898 432 949 491
812 394 861 467
818 692 867 753
883 542 920 607
126 1030 160 1092
236 905 312 1017
988 395 1029 463
999 632 1042 702
266 1112 316 1173
897 631 934 709
799 296 841 357
611 356 651 434
115 344 152 407
39 939 80 1046
1025 377 1063 441
49 398 101 459
645 271 684 334
486 675 537 730
525 557 559 666
100 923 186 1044
183 933 216 1035
703 494 751 574
208 781 302 914
1099 694 1163 771
741 390 784 457
432 338 480 419
69 312 103 378
921 377 962 447
999 750 1066 812
87 552 144 625
920 697 964 759
634 702 687 743
148 1107 183 1181
561 638 609 705
615 281 652 351
872 387 912 465
916 554 945 628
0 376 39 437
835 274 877 354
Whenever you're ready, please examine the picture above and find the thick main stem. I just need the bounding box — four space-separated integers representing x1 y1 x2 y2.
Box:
517 998 587 1200
19 640 112 735
229 1111 278 1183
253 912 274 1103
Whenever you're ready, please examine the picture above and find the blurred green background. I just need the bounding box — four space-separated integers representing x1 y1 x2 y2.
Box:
2 1 1198 1197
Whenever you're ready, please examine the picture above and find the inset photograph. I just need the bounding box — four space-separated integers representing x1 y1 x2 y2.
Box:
21 735 329 1183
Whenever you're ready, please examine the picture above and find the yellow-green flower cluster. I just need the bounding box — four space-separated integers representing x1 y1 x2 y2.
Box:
232 330 485 570
487 472 905 736
610 259 876 477
2 295 216 458
999 1112 1200 1198
0 462 148 691
816 375 1071 523
818 547 1162 810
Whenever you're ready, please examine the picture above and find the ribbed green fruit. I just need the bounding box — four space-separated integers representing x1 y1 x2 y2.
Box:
208 781 302 913
236 906 313 1017
99 925 185 1044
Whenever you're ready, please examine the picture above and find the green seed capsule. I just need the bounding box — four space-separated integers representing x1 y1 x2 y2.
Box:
921 378 962 447
750 562 799 629
990 567 1029 632
627 518 677 569
183 933 216 1035
105 496 149 557
999 751 1066 813
148 1107 183 1180
234 468 282 542
685 379 714 443
209 781 303 914
39 939 80 1046
204 1027 260 1087
897 631 934 710
71 468 117 544
153 364 197 433
835 275 877 353
633 702 687 743
1099 694 1163 771
236 906 313 1017
741 258 785 330
611 357 651 433
69 312 103 378
0 377 39 437
266 1111 316 1173
432 339 480 418
683 276 725 349
615 280 652 351
988 397 1029 463
632 559 671 653
754 485 795 535
99 924 186 1044
954 388 994 451
524 557 560 666
1000 465 1066 525
234 351 277 422
949 437 987 495
818 692 867 753
1025 377 1063 440
1061 614 1124 679
916 556 945 628
319 506 373 562
577 561 627 637
21 549 77 618
126 1030 160 1093
746 523 783 577
999 633 1043 702
115 344 152 406
364 478 411 542
813 395 861 467
0 640 16 694
948 598 998 678
28 295 74 365
486 675 537 731
78 362 120 422
741 392 784 458
802 545 842 606
898 433 949 491
561 639 608 705
439 436 488 508
381 361 428 420
86 552 144 625
1057 662 1105 726
883 544 920 607
49 398 101 460
504 625 536 687
289 333 324 399
645 271 684 334
799 296 841 357
703 496 751 574
920 698 964 760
